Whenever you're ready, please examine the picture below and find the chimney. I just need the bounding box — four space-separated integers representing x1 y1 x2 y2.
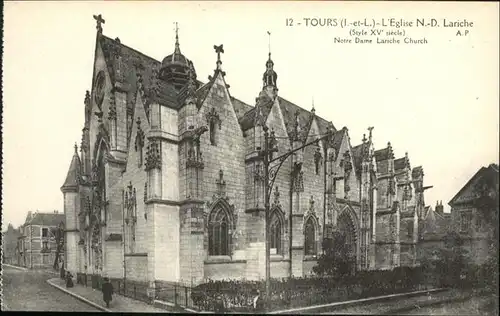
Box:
54 210 58 214
435 200 444 215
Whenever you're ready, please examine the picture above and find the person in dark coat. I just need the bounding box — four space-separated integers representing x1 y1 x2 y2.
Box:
102 277 114 308
60 261 65 280
214 294 226 314
65 271 74 288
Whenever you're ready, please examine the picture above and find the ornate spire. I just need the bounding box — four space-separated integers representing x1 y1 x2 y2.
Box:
93 14 105 34
368 126 374 143
311 97 315 115
74 143 78 154
174 22 181 54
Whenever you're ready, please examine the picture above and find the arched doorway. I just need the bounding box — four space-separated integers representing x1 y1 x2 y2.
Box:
337 209 358 272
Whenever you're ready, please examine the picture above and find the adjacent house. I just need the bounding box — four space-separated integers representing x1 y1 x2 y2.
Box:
448 163 499 264
17 211 66 269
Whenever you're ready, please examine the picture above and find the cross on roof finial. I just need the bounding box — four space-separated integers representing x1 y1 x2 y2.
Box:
93 14 105 34
213 44 224 70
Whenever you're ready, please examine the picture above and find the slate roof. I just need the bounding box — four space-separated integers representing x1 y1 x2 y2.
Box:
28 212 65 227
374 145 394 162
231 96 253 120
351 142 368 174
61 148 81 191
394 157 406 171
278 97 336 139
99 35 177 108
98 34 338 139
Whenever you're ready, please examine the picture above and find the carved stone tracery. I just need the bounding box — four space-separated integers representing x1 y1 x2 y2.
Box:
145 139 161 171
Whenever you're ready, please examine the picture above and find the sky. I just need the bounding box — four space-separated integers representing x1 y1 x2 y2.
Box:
3 1 499 230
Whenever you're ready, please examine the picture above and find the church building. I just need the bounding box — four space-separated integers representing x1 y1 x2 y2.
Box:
61 16 431 297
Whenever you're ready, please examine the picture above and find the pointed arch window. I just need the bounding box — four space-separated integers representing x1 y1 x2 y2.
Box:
270 210 283 255
304 217 317 255
208 206 230 256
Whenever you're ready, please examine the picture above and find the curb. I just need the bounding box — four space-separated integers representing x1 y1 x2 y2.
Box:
3 264 28 271
46 279 111 312
268 288 448 314
385 294 477 315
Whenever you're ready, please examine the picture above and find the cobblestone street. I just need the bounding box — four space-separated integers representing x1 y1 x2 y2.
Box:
2 266 99 312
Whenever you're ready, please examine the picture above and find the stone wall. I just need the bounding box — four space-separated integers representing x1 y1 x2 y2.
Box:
204 261 247 280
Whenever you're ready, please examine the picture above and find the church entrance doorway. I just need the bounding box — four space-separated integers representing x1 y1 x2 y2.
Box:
337 210 357 273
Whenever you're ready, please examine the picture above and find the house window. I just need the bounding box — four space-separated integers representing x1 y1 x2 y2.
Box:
304 217 317 255
42 241 49 250
208 207 230 256
460 212 471 232
42 228 48 237
270 211 283 255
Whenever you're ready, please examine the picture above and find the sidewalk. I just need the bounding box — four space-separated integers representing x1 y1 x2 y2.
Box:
3 263 28 271
47 277 173 313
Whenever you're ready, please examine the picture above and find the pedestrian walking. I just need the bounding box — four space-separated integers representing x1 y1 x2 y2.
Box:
102 277 114 308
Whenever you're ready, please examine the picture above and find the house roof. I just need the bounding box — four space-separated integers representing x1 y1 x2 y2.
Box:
420 206 450 240
448 163 499 206
27 212 65 227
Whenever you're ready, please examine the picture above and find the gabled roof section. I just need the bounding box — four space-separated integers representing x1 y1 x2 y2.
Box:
394 153 410 171
448 163 499 206
61 146 81 192
352 142 368 174
28 212 65 227
412 166 424 179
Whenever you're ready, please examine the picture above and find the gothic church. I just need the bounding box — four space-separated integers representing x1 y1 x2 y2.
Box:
61 17 431 295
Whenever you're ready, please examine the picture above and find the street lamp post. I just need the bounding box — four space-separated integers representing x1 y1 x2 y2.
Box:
259 123 335 299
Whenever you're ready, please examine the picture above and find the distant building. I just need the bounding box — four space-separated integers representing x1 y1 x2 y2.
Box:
448 163 499 264
2 223 21 265
417 201 451 263
17 211 65 269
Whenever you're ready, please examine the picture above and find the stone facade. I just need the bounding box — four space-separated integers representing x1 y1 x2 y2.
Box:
61 23 433 300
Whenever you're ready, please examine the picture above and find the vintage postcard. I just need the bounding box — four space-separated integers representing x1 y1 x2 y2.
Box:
2 1 498 314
